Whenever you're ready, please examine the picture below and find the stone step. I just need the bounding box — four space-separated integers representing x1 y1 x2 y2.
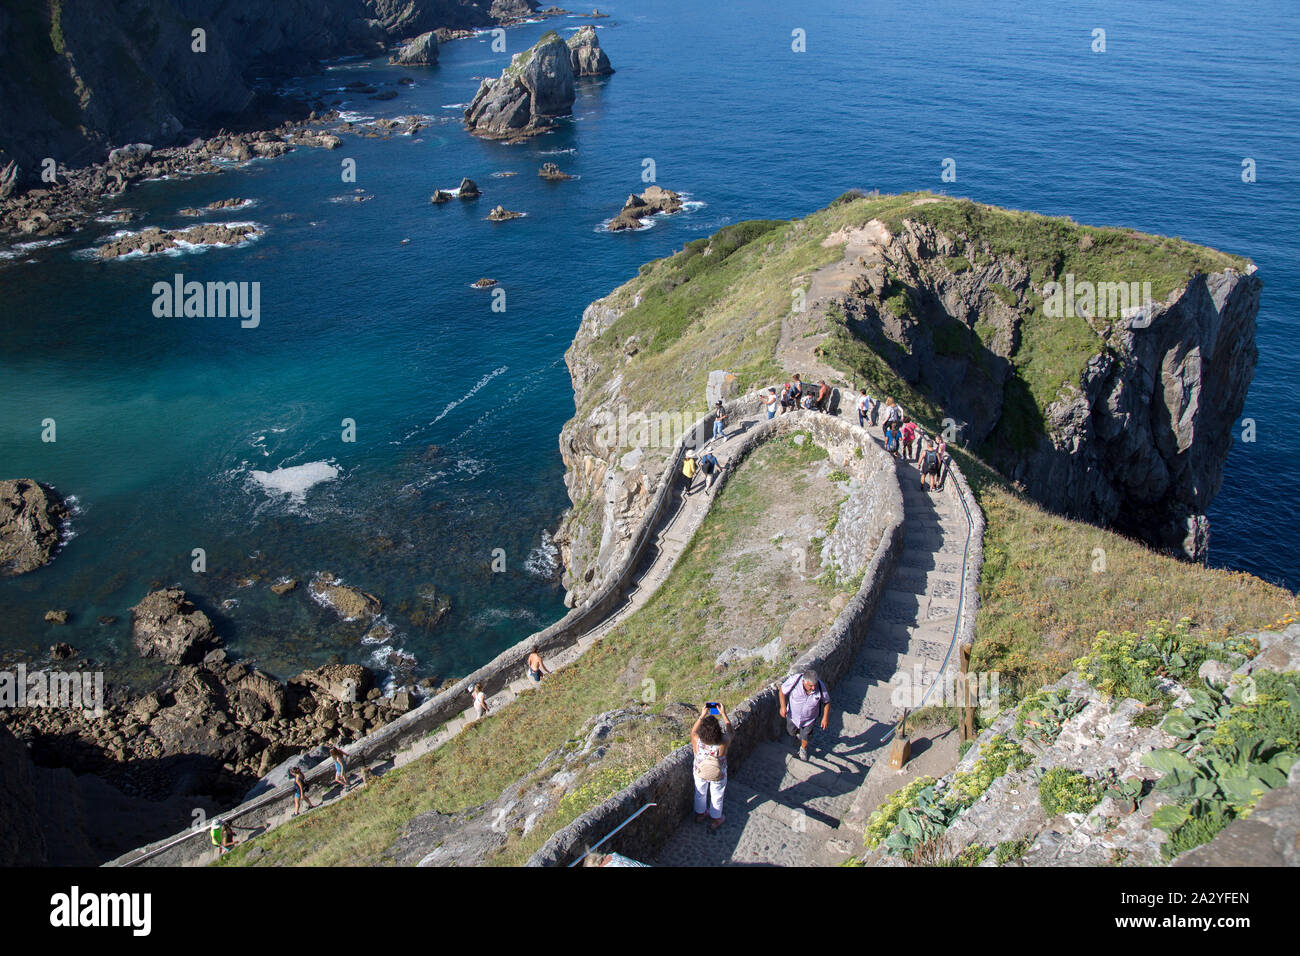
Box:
724 779 840 838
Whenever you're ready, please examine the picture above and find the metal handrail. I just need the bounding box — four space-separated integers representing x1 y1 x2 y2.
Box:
881 441 976 742
567 803 658 867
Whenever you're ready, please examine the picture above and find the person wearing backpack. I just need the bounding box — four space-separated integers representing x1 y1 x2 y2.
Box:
884 422 900 459
691 702 733 829
921 439 941 491
699 451 722 491
779 669 831 760
881 397 901 437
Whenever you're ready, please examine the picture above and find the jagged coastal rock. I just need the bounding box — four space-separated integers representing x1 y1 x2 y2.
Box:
829 212 1260 559
567 24 614 76
430 189 453 204
457 177 482 199
389 30 440 65
539 162 573 181
96 223 262 259
309 572 382 620
607 186 684 231
0 479 67 576
464 31 575 140
487 204 524 221
131 588 220 665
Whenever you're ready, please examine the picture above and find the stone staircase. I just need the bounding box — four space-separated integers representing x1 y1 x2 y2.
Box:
652 450 971 866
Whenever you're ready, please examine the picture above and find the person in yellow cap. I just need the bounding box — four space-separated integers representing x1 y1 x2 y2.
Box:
682 449 698 496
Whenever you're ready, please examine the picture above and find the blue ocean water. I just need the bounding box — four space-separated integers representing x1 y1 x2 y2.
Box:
1 0 1297 688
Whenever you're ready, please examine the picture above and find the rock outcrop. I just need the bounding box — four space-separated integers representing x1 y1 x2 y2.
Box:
0 479 68 576
95 222 262 259
831 213 1260 560
389 30 439 65
464 31 575 140
309 572 382 620
487 205 524 221
607 186 683 231
567 24 614 76
131 589 220 665
0 1 539 194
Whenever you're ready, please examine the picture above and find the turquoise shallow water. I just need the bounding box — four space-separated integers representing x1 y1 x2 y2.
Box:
1 0 1297 689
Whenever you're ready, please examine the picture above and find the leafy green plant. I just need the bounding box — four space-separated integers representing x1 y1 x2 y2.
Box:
948 735 1031 808
1037 767 1103 817
826 469 850 483
994 837 1030 865
1074 619 1206 704
1144 675 1300 860
1013 687 1086 744
864 776 936 848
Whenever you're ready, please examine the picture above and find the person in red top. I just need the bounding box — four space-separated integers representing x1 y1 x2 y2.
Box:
900 418 919 460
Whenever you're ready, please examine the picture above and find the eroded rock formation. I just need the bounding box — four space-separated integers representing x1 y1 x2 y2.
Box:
464 31 575 140
568 24 614 76
0 479 68 576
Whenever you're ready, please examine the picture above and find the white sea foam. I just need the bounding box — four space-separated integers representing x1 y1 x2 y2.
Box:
423 365 507 432
248 460 340 499
442 102 468 109
337 110 375 123
524 530 560 579
14 238 68 250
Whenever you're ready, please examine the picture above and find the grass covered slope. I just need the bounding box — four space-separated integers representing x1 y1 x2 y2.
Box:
218 433 859 867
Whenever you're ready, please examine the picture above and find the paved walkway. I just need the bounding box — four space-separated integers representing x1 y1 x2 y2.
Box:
652 438 971 866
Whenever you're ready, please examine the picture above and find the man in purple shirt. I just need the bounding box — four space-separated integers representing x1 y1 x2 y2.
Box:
779 669 831 760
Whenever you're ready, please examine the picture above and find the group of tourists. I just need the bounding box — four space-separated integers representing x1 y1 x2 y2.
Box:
761 373 835 418
860 392 950 490
690 668 832 831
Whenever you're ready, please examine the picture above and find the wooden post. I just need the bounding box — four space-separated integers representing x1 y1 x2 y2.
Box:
888 709 911 769
959 644 976 742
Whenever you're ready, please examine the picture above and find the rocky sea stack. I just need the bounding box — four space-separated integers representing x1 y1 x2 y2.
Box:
568 24 614 76
464 31 576 140
389 31 439 66
0 479 67 576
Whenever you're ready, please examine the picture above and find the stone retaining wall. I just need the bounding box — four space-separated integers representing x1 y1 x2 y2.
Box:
527 410 907 866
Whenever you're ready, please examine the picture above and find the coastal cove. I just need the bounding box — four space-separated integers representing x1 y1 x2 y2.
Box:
2 0 1298 706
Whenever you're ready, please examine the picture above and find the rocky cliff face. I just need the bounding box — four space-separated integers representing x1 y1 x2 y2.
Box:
554 294 661 607
833 216 1260 560
0 0 535 187
568 24 613 76
0 724 47 865
464 30 575 140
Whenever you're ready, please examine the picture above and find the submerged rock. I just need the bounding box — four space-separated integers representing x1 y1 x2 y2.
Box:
464 31 575 140
0 479 68 576
309 572 382 620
